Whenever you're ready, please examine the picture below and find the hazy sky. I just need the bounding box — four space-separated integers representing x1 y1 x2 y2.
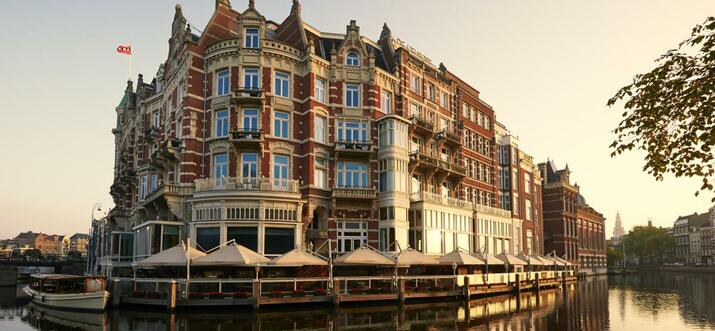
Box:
0 0 713 239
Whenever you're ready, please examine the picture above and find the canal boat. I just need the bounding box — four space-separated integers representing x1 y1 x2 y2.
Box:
23 274 110 311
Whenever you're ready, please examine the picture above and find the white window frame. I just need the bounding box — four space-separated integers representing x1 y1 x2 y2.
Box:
241 153 258 179
314 115 326 143
243 67 260 90
314 157 327 189
242 108 259 131
274 71 290 98
315 78 326 104
215 109 229 137
336 161 369 188
337 221 368 253
381 91 392 114
274 111 290 139
346 52 360 66
216 69 230 96
245 27 260 49
345 84 360 108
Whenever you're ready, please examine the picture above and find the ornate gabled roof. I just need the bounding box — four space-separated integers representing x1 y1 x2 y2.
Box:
274 0 308 50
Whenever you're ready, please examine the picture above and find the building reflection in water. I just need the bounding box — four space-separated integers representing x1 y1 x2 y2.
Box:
608 271 715 330
8 274 715 330
11 282 608 331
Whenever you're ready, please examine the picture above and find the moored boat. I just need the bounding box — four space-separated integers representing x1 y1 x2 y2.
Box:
23 274 110 311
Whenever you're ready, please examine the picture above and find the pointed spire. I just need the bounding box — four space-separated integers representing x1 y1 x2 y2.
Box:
439 62 447 73
380 22 391 40
125 80 134 93
216 0 231 9
291 0 301 15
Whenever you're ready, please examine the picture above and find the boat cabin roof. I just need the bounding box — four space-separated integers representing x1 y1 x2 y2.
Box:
30 274 103 281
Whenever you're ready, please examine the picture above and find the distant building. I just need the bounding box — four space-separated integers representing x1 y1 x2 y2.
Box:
612 211 625 239
10 232 65 256
673 208 714 265
539 160 607 274
69 233 89 255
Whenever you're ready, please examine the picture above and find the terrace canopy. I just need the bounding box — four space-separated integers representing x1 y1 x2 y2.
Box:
192 243 270 267
269 248 328 266
518 253 545 266
135 244 206 267
439 250 485 265
333 246 394 265
395 248 439 266
473 252 505 265
531 254 555 265
495 252 528 266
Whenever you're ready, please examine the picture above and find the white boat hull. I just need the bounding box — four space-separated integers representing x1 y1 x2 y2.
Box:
23 286 110 311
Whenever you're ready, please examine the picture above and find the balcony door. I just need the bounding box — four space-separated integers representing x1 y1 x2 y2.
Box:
213 153 228 188
242 108 259 132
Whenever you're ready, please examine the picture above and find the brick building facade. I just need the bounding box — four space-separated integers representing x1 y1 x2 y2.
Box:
539 160 606 273
100 0 545 271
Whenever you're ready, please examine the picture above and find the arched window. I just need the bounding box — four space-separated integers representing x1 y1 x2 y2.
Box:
346 52 359 66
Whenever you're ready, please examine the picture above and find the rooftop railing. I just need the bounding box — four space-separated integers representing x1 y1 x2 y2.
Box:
194 177 300 194
410 191 474 209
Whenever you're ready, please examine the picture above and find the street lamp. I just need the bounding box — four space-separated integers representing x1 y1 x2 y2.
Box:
87 203 103 275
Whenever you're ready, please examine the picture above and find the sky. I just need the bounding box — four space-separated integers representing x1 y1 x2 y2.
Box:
0 0 713 239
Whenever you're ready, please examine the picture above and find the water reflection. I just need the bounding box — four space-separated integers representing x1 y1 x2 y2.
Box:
3 273 715 331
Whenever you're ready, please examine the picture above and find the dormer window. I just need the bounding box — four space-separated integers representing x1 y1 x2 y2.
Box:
346 52 359 66
245 28 259 49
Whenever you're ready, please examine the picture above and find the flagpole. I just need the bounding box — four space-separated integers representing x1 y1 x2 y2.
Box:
129 43 133 80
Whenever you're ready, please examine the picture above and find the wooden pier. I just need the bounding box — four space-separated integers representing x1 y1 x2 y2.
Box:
111 270 577 310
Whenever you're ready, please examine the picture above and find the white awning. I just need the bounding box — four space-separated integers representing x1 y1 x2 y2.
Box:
495 252 528 266
135 244 206 267
395 248 438 266
473 252 506 265
439 250 485 265
192 243 270 266
269 248 328 266
333 245 394 265
517 253 545 266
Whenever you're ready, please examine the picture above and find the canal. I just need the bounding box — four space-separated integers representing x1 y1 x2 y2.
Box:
1 272 714 330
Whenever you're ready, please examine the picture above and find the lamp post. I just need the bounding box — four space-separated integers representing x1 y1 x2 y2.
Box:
87 203 102 275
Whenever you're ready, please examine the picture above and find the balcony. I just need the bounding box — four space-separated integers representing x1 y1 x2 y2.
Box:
409 114 434 135
410 191 473 209
409 151 439 172
474 204 512 218
436 127 461 146
230 128 263 148
194 177 300 195
232 87 264 105
332 186 377 200
142 183 194 206
437 159 467 178
144 127 161 143
335 140 373 157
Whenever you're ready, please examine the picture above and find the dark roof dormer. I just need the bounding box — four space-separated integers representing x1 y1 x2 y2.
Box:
378 22 396 72
275 0 309 50
336 20 368 67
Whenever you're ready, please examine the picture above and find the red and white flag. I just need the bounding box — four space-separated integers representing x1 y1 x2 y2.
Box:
117 45 132 55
